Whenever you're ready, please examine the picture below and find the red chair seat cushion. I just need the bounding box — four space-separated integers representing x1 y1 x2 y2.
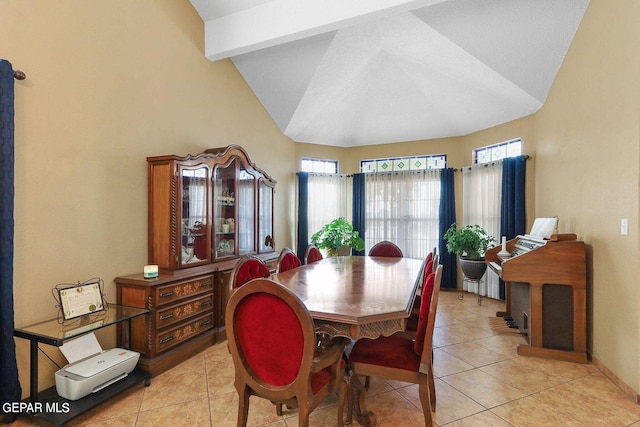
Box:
349 334 419 372
235 260 271 289
414 272 435 355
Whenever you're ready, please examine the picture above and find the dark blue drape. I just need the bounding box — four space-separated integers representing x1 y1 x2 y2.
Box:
351 173 365 256
499 155 527 299
296 172 309 262
438 168 457 289
0 59 22 413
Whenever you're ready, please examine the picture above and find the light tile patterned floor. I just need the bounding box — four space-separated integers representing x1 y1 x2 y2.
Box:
9 291 640 426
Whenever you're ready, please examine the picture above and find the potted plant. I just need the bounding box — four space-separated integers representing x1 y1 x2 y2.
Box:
311 217 365 257
443 223 496 280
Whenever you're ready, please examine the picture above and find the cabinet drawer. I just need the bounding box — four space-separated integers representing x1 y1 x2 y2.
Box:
154 276 213 306
156 294 214 329
156 312 215 353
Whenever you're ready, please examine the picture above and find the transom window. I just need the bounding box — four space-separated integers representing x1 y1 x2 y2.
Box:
474 138 522 164
301 158 338 174
360 154 446 173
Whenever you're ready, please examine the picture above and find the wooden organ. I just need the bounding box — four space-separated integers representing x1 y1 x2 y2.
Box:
486 234 588 363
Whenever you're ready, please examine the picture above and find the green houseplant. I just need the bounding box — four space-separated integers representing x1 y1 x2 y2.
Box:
443 223 496 279
311 217 365 257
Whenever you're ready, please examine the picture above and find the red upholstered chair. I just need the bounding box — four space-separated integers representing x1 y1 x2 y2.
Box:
229 255 271 294
304 244 323 264
277 247 302 273
404 256 436 334
368 241 403 257
226 278 349 427
348 265 442 427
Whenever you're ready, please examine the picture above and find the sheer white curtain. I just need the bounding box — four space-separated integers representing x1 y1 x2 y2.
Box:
365 170 440 259
462 162 502 298
307 173 347 242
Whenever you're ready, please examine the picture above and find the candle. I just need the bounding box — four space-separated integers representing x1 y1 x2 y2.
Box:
501 236 507 252
143 265 158 279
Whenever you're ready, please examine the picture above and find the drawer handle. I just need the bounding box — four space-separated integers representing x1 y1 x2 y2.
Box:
200 281 212 288
200 319 212 327
160 335 175 344
160 313 175 321
200 301 211 307
160 290 175 298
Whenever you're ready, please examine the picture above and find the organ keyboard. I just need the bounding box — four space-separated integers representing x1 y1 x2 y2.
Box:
486 233 588 363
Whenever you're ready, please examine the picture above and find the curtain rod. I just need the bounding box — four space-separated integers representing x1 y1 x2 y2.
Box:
13 70 26 80
461 154 530 171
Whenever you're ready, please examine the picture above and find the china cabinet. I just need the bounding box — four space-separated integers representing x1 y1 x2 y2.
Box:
116 145 277 376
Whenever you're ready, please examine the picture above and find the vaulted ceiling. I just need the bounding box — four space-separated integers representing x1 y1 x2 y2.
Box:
190 0 590 147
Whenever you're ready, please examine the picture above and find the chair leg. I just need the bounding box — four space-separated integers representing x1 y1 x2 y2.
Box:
428 363 436 410
337 377 348 427
298 407 310 427
276 403 283 416
237 386 250 427
418 381 433 426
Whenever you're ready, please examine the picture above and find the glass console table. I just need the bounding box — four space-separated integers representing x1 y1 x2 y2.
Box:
13 304 150 426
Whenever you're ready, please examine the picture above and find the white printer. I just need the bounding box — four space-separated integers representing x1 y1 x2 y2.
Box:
55 348 140 400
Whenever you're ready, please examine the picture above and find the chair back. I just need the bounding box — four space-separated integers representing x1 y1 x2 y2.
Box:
368 241 403 257
414 265 442 360
229 255 271 294
304 244 323 264
226 278 317 400
277 247 302 273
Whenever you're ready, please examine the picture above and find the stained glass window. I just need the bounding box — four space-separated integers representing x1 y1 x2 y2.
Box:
474 138 522 164
360 154 446 173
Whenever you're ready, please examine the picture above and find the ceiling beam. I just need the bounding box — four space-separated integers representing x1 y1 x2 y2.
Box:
202 0 446 61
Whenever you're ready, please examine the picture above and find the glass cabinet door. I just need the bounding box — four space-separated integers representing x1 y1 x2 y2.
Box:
237 168 255 255
214 161 237 259
180 165 209 266
258 180 274 253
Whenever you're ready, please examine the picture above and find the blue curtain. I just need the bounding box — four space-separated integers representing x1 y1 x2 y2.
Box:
296 172 309 262
351 173 365 256
499 155 527 298
439 168 457 289
0 60 22 413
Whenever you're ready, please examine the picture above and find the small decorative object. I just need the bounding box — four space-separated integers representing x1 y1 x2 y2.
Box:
443 223 496 280
143 265 159 279
311 217 365 257
498 236 511 258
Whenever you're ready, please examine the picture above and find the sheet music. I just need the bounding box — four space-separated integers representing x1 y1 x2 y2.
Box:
528 217 558 239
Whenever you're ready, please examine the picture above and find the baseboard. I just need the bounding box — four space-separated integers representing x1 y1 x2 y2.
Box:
592 355 640 403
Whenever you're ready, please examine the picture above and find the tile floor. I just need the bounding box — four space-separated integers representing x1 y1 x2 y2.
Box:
9 290 640 426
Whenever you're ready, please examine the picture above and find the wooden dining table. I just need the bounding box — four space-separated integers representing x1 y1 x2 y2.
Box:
271 255 426 426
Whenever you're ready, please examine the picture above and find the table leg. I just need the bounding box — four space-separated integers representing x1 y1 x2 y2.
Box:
29 340 38 402
346 370 377 427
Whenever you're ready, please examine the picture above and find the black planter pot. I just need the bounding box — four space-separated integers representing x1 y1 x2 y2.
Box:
459 258 488 280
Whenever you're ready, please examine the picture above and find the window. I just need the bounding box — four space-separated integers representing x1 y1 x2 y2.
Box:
360 154 446 173
301 158 338 174
307 174 347 244
474 138 521 164
364 170 441 259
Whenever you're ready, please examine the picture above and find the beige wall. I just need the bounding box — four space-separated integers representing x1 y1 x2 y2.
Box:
4 0 640 399
1 0 295 395
534 0 640 393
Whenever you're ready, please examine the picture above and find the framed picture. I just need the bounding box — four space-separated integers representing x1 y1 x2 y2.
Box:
58 281 105 321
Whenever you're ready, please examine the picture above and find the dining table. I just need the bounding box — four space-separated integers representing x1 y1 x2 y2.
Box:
271 255 426 427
